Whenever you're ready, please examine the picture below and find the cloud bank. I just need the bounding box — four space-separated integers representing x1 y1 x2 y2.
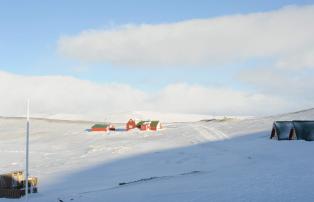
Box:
58 5 314 68
4 5 314 119
238 68 314 106
0 71 295 119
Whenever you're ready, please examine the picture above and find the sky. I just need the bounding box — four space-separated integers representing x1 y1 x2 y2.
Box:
1 0 314 118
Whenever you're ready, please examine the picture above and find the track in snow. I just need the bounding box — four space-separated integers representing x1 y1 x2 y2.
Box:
190 123 230 142
57 170 205 202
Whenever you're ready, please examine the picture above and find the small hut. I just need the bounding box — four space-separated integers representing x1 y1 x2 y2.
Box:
150 120 162 131
136 121 145 129
91 123 115 132
136 120 162 131
126 119 136 130
140 121 151 131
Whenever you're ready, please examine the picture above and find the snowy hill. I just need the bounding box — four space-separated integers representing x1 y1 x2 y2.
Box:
4 110 250 123
0 109 314 201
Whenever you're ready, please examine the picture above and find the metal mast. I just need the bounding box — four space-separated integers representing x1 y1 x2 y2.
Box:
25 99 30 200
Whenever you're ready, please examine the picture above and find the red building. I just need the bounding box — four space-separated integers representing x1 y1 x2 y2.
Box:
140 122 151 131
91 123 115 132
150 121 162 131
126 119 136 130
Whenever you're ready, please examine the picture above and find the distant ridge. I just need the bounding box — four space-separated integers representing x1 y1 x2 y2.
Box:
2 108 314 124
0 116 95 124
0 111 250 124
262 108 314 121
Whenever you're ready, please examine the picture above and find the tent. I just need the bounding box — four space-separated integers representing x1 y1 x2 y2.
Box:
290 121 314 141
270 121 293 140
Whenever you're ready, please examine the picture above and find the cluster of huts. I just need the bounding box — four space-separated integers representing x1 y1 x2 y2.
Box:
270 120 314 141
90 119 162 132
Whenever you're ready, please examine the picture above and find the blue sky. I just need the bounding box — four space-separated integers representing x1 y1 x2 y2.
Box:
1 1 314 117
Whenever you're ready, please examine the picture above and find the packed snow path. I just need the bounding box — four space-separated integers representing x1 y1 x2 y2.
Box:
1 109 314 201
192 123 230 141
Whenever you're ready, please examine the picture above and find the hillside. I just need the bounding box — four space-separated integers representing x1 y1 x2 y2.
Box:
0 109 314 201
1 110 250 123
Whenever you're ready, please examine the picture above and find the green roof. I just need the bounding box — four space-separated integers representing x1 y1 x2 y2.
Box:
150 121 160 128
92 123 110 128
136 120 160 128
136 121 148 127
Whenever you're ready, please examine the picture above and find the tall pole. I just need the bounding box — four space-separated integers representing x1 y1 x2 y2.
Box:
25 99 30 200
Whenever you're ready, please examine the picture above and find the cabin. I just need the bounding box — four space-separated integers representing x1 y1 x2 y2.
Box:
136 120 162 131
150 120 162 131
126 119 136 130
91 123 115 132
140 121 151 131
136 121 145 129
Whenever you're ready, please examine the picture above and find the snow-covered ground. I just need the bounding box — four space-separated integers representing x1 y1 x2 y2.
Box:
1 109 314 201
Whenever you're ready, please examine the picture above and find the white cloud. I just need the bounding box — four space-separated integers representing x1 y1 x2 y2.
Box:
58 5 314 68
0 71 296 119
0 71 147 118
275 48 314 69
150 83 292 116
238 68 314 110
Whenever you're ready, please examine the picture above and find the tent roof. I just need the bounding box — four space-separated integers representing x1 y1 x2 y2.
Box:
292 120 314 141
273 121 293 140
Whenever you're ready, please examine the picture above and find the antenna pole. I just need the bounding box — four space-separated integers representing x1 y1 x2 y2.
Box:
25 99 30 200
